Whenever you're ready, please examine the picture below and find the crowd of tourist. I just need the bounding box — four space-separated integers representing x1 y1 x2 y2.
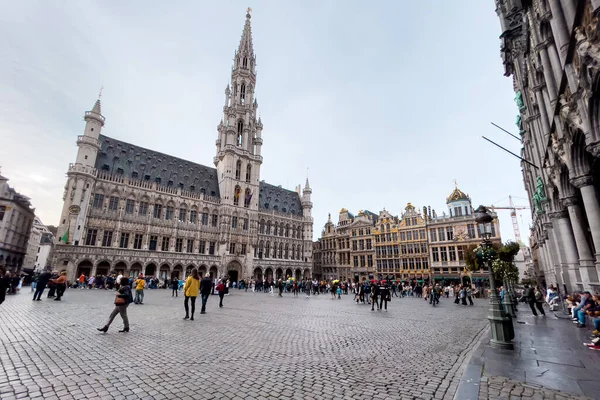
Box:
2 265 599 349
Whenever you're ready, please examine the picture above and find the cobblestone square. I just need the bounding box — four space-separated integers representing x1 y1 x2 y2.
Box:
0 289 490 399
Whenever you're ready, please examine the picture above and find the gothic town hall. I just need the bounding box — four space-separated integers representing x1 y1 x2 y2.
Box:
53 12 314 283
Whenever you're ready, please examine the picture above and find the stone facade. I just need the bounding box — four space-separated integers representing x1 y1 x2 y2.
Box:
315 210 377 281
374 204 430 283
314 187 502 286
23 216 52 271
495 0 600 292
53 12 313 283
0 171 35 273
426 187 501 285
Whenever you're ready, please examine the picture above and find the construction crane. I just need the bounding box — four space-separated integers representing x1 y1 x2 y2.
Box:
488 195 529 245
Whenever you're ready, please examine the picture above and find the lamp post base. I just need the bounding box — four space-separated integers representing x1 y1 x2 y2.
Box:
488 293 515 350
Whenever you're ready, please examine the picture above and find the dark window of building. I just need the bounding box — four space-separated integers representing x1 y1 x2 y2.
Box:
85 229 98 246
139 202 148 216
101 230 113 247
93 194 104 209
133 234 143 249
125 199 135 214
198 241 205 254
161 237 170 251
186 239 194 253
153 204 162 219
209 241 215 255
165 206 174 220
119 232 130 248
149 235 158 251
175 238 183 253
190 210 197 224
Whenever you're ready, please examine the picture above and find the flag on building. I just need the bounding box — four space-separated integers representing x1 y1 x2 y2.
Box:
60 229 69 243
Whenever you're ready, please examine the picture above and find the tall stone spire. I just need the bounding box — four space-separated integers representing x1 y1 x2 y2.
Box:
237 8 255 60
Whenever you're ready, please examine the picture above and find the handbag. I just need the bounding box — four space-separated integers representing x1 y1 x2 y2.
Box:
115 295 126 305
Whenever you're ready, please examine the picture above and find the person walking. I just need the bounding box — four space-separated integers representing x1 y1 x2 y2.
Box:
47 271 58 298
534 287 546 316
378 282 390 311
199 273 212 314
134 274 145 304
171 277 179 297
216 280 226 308
0 267 9 305
467 287 474 306
78 273 86 289
33 270 52 301
50 271 68 301
460 287 468 306
97 277 133 333
183 268 200 320
524 285 538 316
371 281 380 311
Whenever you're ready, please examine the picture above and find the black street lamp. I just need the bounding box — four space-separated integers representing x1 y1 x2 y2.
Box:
474 205 515 350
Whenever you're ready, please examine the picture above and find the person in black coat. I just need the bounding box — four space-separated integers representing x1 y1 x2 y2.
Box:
33 270 52 301
199 273 212 314
0 267 10 305
47 271 59 298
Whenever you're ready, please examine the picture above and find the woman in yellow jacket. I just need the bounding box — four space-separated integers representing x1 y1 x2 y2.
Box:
183 268 200 320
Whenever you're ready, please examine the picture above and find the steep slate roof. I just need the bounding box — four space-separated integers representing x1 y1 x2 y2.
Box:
95 134 221 198
258 182 303 216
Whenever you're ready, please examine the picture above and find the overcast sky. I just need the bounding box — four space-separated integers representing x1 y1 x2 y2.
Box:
0 1 532 242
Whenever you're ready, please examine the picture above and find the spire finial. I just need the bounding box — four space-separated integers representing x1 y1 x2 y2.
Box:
453 178 458 188
98 85 103 99
247 7 252 17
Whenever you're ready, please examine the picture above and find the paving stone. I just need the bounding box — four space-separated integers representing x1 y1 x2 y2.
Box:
0 289 492 399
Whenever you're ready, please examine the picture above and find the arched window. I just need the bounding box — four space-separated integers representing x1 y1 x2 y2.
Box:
240 83 246 103
258 240 264 259
233 185 241 206
278 243 283 258
244 188 252 208
284 243 289 259
237 121 243 147
279 224 284 236
265 242 270 258
245 164 252 183
291 244 295 260
285 224 290 237
259 219 265 234
266 220 271 235
235 160 241 180
296 246 301 260
243 57 248 68
274 222 279 236
272 242 277 259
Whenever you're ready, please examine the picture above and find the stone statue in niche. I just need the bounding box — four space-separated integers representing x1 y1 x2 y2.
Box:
514 90 526 111
516 115 525 135
532 176 548 214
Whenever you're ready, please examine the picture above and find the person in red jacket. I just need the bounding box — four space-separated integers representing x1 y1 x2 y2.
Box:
215 280 226 308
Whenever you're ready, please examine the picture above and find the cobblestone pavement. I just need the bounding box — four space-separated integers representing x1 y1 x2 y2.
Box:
0 289 490 400
479 376 594 400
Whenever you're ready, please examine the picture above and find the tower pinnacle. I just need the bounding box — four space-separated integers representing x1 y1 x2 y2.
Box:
237 9 254 58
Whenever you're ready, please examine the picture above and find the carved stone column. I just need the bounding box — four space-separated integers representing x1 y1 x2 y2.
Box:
544 222 571 291
563 196 599 290
547 0 570 64
539 47 558 102
571 175 600 277
548 210 581 291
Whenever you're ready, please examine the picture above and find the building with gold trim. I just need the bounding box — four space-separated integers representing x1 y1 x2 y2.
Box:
425 187 501 286
315 209 376 281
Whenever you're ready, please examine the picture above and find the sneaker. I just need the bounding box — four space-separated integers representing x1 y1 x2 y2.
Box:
577 323 587 328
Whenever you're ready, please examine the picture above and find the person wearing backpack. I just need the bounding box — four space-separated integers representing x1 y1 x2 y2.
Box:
534 287 546 316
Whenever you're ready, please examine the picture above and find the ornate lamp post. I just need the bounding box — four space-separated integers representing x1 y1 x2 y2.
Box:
474 206 515 350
